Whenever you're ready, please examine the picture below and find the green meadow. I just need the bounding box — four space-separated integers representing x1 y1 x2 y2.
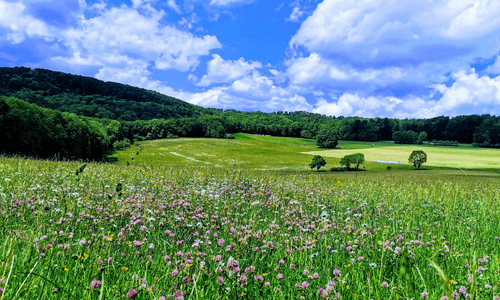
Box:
0 134 499 299
109 133 500 177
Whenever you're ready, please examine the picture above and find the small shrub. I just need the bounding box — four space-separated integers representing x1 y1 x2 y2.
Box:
166 132 179 139
113 138 131 150
310 155 327 171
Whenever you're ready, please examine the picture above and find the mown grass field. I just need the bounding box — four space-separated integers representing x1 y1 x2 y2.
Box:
0 135 499 299
305 144 500 170
109 133 500 177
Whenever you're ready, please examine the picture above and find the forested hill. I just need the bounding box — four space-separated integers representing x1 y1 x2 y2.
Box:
0 67 216 120
1 67 499 162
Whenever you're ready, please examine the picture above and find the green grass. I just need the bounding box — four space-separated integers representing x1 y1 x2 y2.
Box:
304 142 500 170
108 134 500 177
0 154 499 299
108 133 323 171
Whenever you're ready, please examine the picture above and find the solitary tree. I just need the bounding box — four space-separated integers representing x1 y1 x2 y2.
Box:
408 150 427 169
310 155 327 171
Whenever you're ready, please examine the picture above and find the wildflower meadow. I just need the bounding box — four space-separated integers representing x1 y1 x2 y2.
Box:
0 155 499 299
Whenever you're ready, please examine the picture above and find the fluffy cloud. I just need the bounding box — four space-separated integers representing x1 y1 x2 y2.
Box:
195 54 262 86
309 69 500 118
286 53 405 88
430 70 500 116
438 1 500 40
57 3 221 72
312 94 404 118
0 0 53 41
0 1 221 74
291 0 500 52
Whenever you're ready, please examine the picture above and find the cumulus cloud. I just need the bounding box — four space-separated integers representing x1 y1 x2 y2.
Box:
289 0 500 73
312 94 405 118
430 70 500 116
438 1 500 40
56 3 221 72
285 53 405 93
195 54 262 86
0 0 53 40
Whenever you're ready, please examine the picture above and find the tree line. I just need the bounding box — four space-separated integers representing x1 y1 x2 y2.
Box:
1 67 499 160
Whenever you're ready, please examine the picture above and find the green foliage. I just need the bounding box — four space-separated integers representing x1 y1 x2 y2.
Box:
472 117 500 148
0 97 110 160
393 130 418 144
166 132 178 139
417 131 427 144
75 164 87 176
431 140 459 146
309 155 327 171
0 67 210 120
316 126 339 148
113 138 131 150
339 153 365 170
2 67 500 154
408 150 427 169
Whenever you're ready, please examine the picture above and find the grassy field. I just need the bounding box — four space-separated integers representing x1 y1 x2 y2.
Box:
304 144 500 170
108 133 322 170
0 155 499 299
108 134 500 177
1 135 499 299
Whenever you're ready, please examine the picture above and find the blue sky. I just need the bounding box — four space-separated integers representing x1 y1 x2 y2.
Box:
1 0 500 118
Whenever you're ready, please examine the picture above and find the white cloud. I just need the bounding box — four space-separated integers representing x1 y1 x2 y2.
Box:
430 70 500 116
287 6 304 22
166 0 181 13
56 3 221 72
209 0 250 6
312 94 404 118
0 0 53 40
7 32 25 44
196 54 262 86
289 0 500 70
438 1 500 40
285 53 405 90
484 55 500 75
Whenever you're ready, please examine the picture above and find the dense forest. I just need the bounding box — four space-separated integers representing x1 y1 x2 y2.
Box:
0 67 216 120
1 67 499 160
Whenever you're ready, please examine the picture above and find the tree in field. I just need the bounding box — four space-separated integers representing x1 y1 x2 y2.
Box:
408 150 427 169
310 155 327 171
340 153 365 170
316 127 340 148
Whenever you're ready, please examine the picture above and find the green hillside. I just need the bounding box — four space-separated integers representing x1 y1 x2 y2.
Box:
0 67 215 120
